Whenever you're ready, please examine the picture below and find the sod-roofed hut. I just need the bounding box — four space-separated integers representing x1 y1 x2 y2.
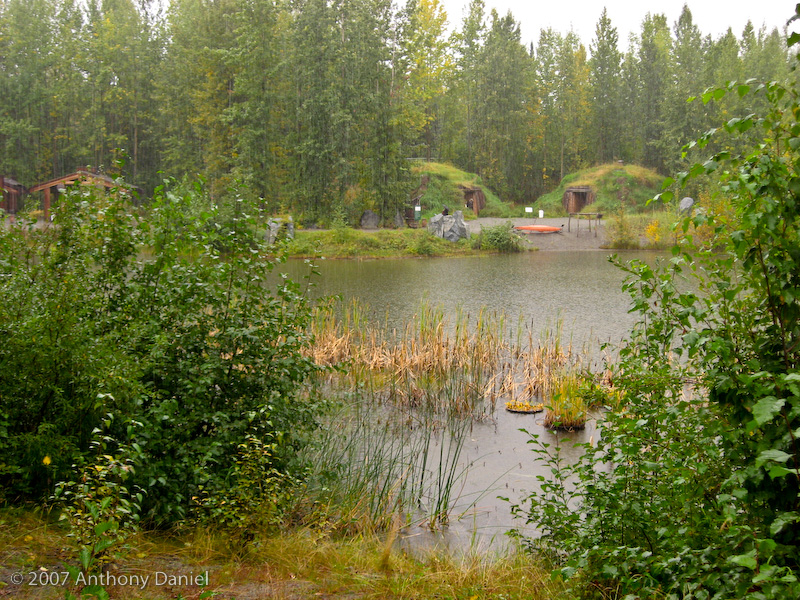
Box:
459 185 486 216
562 186 596 214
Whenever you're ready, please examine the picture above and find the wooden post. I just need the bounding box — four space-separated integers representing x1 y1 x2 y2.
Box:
44 187 51 222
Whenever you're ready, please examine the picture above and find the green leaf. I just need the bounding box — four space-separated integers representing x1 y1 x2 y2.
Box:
729 551 757 570
768 465 795 479
79 547 92 571
81 585 110 600
93 536 115 554
757 449 792 466
94 520 117 536
748 396 785 430
770 512 800 536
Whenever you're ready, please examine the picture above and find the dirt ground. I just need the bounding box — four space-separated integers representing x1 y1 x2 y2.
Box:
468 216 607 251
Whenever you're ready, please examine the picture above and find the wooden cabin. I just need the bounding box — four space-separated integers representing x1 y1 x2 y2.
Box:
562 186 596 214
0 176 26 215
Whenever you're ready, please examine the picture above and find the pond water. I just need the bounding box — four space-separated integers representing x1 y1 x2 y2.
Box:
282 250 658 553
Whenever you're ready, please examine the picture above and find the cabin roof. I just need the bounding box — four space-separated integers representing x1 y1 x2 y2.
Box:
28 170 120 193
1 176 25 190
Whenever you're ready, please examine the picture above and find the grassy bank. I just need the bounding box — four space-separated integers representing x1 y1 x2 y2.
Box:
285 226 478 258
1 508 562 599
285 221 528 258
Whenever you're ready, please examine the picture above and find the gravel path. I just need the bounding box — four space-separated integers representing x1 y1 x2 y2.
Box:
469 216 608 251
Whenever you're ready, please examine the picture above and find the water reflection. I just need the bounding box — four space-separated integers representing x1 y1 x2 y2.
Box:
288 251 652 350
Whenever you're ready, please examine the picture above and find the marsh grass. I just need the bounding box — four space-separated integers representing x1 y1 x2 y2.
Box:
309 300 508 418
304 300 599 531
303 391 476 533
543 371 588 430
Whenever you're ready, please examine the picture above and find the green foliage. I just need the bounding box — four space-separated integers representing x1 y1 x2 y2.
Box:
412 161 512 218
286 227 472 259
510 24 800 598
1 0 792 216
0 180 322 527
53 415 144 573
605 207 639 249
477 221 524 252
193 434 299 547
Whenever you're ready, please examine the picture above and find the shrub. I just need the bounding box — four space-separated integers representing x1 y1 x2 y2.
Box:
605 207 639 248
0 180 322 527
480 221 524 252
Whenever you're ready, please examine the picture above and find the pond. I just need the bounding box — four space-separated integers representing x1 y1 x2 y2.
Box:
282 250 658 553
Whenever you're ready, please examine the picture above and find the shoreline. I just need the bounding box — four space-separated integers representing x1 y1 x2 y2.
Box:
469 216 607 251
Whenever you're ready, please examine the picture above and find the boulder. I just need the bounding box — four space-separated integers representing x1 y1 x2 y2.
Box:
266 217 294 244
360 209 380 229
427 210 469 242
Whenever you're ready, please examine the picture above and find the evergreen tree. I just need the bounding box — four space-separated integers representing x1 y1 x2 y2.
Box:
473 10 532 200
441 0 486 173
533 27 562 191
0 0 61 183
664 4 707 173
637 13 672 172
225 0 294 203
589 8 622 164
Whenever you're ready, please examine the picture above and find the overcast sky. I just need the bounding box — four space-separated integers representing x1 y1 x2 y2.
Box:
438 0 799 51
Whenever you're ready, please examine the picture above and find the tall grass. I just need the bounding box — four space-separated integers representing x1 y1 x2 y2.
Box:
303 393 475 533
308 299 507 418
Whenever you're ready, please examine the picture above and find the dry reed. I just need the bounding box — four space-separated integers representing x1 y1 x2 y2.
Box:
306 299 590 421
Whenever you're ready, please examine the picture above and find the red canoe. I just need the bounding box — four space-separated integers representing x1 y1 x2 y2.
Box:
514 225 562 234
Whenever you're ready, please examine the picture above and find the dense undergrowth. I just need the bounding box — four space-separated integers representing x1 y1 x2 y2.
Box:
508 62 800 599
0 180 578 598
